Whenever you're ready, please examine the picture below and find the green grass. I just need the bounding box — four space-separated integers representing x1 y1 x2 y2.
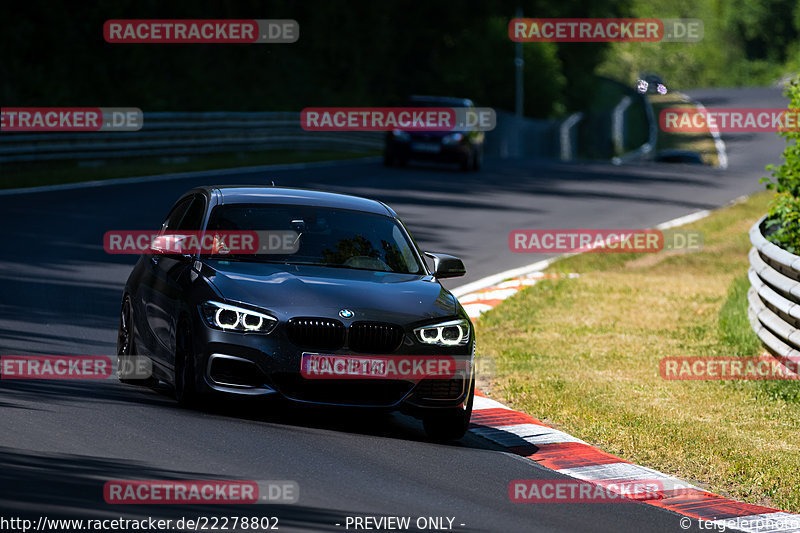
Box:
719 274 800 405
718 274 761 356
477 191 800 511
0 150 380 190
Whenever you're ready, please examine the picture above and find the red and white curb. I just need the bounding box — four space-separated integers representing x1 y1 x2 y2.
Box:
467 392 799 531
456 208 799 531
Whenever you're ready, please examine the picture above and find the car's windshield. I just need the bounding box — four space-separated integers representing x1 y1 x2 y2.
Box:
204 204 423 274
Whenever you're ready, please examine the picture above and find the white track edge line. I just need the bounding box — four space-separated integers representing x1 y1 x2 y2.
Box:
452 197 758 298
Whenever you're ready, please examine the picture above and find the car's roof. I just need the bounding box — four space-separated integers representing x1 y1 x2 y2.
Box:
189 186 396 217
407 95 474 107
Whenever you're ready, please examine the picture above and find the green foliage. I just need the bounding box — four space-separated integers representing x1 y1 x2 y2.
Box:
0 0 617 118
4 1 796 119
597 0 800 88
761 75 800 252
762 194 800 253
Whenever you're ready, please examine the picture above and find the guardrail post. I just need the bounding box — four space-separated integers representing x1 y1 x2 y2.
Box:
559 112 583 161
612 96 631 156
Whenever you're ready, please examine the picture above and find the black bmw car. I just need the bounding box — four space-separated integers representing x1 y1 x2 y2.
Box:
383 95 485 171
117 186 475 440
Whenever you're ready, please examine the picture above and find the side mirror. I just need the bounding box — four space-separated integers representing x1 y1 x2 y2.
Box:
150 234 192 259
424 252 466 279
150 234 172 255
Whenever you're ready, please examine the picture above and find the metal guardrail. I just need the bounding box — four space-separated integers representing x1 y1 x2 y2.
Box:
483 110 560 159
0 112 384 163
0 108 631 164
747 216 800 362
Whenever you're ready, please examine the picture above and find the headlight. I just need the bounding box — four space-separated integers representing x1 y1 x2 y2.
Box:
201 301 277 334
391 129 411 142
441 133 464 145
414 319 471 346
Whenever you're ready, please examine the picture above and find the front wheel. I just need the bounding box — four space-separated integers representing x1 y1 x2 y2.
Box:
116 296 156 387
472 147 483 171
422 380 474 441
459 149 473 172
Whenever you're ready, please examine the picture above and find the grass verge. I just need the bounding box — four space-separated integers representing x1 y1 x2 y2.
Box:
0 150 379 190
476 191 800 511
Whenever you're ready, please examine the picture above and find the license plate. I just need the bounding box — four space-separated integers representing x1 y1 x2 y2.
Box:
300 353 387 379
411 142 441 153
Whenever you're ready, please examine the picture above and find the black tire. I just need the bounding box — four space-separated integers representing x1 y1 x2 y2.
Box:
460 149 474 172
116 296 156 387
174 319 201 408
472 147 483 171
422 379 475 441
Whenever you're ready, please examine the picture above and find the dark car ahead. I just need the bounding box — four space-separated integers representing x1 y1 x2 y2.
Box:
117 186 475 440
383 95 484 171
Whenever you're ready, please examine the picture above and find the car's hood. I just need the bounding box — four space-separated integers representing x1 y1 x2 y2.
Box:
200 260 458 324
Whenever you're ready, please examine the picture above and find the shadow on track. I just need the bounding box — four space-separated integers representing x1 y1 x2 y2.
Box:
0 445 399 532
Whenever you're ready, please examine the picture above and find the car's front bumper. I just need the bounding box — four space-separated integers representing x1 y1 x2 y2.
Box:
192 317 475 413
386 138 473 164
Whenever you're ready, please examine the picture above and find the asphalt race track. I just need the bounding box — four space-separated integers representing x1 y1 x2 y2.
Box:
0 87 787 532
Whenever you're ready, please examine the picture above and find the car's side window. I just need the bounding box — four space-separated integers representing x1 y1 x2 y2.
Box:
176 195 206 231
162 197 193 231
